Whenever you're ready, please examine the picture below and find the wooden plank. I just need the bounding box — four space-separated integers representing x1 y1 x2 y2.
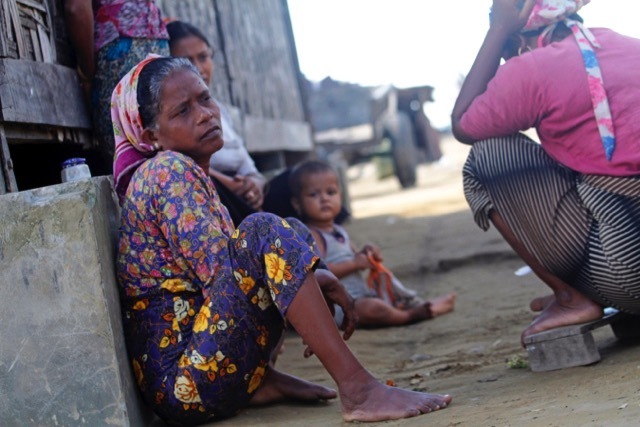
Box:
16 0 47 13
37 24 53 62
0 1 10 57
243 115 313 152
7 0 26 58
156 0 231 103
0 124 18 193
0 58 90 128
30 28 42 62
208 0 306 122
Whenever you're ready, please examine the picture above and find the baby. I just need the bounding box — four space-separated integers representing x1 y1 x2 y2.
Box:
289 159 456 328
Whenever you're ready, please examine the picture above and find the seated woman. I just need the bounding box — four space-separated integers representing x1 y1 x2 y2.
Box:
451 0 640 341
112 55 451 425
166 20 266 224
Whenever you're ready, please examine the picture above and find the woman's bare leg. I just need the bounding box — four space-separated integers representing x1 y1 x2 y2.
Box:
286 274 451 422
489 211 603 341
250 368 337 406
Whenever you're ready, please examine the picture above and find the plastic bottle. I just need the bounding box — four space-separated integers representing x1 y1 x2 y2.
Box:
61 158 92 183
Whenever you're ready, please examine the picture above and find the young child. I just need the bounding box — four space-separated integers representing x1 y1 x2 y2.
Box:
290 159 456 328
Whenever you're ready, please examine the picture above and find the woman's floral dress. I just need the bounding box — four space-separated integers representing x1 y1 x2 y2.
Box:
116 151 319 425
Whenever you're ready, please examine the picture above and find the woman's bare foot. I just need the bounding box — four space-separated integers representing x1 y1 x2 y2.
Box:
250 368 337 406
529 294 555 312
339 371 452 422
522 289 603 341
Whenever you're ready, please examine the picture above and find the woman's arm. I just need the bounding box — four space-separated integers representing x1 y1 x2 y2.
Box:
63 0 95 103
451 0 535 143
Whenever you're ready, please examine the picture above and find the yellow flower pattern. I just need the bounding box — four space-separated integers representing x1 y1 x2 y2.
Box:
116 152 320 422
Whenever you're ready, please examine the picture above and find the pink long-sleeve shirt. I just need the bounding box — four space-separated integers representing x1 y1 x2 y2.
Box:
460 28 640 176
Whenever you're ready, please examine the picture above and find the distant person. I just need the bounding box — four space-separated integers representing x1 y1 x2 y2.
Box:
167 20 266 224
290 159 457 328
112 55 452 424
64 0 169 171
451 0 640 341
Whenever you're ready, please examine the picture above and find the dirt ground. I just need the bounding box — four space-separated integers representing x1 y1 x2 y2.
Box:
213 136 640 427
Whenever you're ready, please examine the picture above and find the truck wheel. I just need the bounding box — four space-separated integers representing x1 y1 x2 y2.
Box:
386 111 418 188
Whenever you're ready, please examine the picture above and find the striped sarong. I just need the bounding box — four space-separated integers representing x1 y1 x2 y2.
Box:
463 133 640 313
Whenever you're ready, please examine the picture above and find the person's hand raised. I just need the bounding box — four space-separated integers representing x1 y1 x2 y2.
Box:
490 0 536 35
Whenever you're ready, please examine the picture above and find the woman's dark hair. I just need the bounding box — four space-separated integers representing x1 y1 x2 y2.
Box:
166 20 212 50
137 57 199 129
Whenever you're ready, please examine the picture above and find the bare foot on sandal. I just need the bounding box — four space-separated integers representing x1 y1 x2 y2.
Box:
339 371 452 422
522 289 603 342
250 368 337 406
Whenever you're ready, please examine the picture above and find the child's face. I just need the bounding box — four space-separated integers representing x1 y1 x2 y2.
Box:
296 171 342 224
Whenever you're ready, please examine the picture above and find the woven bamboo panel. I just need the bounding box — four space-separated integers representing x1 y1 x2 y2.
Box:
0 0 56 63
157 0 306 122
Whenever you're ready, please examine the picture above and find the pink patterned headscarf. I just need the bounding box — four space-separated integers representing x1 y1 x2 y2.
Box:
522 0 616 160
112 54 163 204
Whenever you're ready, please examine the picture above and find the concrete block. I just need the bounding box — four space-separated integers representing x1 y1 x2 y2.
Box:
0 177 153 426
523 312 620 372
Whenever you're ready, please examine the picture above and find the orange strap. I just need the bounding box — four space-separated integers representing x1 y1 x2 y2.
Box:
366 253 396 305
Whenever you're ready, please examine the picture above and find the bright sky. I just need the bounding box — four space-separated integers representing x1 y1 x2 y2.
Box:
288 0 640 129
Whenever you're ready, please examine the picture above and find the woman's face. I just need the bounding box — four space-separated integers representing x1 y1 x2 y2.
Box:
154 69 223 167
171 35 214 86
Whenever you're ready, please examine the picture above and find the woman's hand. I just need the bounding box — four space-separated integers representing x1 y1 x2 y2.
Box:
233 175 264 209
452 0 536 143
301 269 357 358
211 169 265 209
490 0 536 35
314 269 357 340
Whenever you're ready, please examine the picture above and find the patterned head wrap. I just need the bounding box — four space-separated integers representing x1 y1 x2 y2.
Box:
523 0 616 160
112 54 162 204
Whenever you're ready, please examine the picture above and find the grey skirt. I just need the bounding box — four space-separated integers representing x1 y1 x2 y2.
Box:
463 133 640 313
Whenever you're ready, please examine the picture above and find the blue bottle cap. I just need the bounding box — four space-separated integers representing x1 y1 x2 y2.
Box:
61 158 87 168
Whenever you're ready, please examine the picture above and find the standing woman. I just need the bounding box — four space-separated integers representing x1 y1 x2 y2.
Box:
113 56 451 425
64 0 169 170
452 0 640 341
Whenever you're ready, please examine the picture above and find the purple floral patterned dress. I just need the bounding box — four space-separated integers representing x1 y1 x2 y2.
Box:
116 151 319 424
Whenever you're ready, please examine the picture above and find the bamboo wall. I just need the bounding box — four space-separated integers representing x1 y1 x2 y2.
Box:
158 0 307 123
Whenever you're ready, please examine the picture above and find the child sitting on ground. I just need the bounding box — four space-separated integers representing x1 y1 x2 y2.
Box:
290 159 456 328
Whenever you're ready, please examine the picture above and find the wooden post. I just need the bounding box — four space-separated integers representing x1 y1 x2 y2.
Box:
0 124 18 193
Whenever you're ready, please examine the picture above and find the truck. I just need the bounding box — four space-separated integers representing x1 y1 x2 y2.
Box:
306 77 442 188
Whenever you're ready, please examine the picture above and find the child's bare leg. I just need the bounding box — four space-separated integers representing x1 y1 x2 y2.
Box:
489 211 603 341
356 297 423 327
287 275 451 422
427 292 457 317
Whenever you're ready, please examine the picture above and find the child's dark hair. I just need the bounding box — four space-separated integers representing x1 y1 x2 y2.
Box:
289 159 338 198
166 20 213 53
137 57 199 129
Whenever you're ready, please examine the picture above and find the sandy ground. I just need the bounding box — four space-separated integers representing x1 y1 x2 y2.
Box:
212 136 640 427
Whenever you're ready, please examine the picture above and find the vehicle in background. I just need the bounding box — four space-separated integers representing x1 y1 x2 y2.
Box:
306 77 442 188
